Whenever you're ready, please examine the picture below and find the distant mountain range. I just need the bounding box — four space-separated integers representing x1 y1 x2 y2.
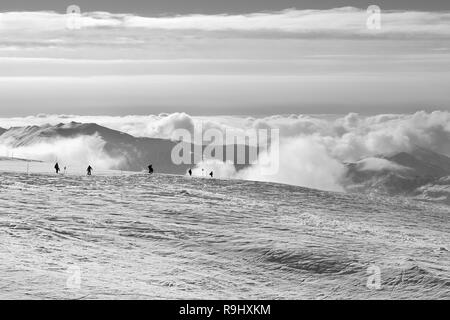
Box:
0 122 449 204
0 122 255 174
345 147 450 204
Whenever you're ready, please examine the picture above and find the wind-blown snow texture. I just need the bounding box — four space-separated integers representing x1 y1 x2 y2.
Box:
0 170 448 299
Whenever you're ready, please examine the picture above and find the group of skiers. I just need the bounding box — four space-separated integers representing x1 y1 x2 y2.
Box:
54 162 213 178
188 168 213 178
54 162 93 175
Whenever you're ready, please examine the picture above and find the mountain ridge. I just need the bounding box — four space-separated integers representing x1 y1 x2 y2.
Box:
345 147 450 202
1 121 449 203
0 121 257 174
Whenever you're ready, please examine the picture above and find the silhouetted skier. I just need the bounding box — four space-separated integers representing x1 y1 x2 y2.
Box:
188 169 192 176
54 162 60 174
87 165 93 176
209 171 213 178
148 164 154 174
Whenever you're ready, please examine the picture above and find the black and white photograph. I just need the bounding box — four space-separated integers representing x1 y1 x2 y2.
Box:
0 0 449 304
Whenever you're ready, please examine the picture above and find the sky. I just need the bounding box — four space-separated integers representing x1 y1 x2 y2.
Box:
0 1 449 116
2 0 450 13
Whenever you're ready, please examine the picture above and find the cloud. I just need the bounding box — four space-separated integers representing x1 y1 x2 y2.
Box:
1 8 449 38
0 134 124 170
1 111 450 158
248 111 450 161
191 159 237 179
237 136 347 192
354 157 411 172
148 113 195 138
189 137 347 192
1 8 450 61
1 111 450 191
194 110 450 190
1 10 448 116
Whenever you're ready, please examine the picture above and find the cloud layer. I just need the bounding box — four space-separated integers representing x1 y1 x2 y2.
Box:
1 8 450 38
1 8 450 60
1 111 449 191
1 111 449 158
0 134 124 170
1 8 449 115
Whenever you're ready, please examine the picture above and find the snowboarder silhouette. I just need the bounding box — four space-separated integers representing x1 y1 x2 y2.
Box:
148 164 153 174
209 171 213 178
54 162 60 174
188 169 192 176
87 165 93 176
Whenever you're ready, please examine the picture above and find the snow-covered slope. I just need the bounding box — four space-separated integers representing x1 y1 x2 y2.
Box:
0 158 128 176
413 176 450 205
0 171 448 299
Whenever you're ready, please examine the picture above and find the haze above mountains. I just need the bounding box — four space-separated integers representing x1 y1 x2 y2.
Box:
0 121 449 204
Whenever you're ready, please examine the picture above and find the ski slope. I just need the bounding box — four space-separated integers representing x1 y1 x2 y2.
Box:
0 160 448 299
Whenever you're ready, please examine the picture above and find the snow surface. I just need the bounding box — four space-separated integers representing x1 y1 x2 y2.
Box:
0 160 449 299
